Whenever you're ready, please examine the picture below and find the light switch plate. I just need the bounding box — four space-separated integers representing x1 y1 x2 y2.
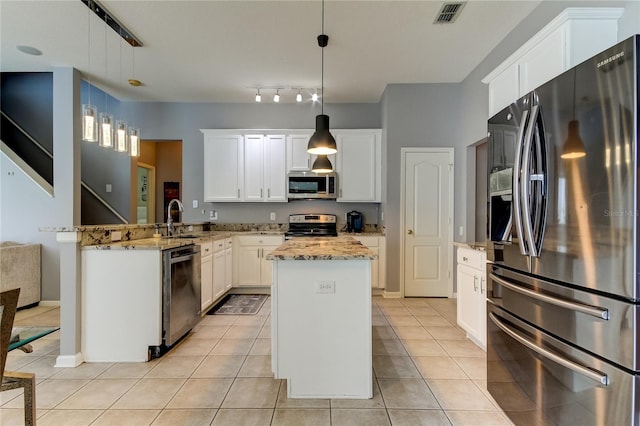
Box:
105 184 112 193
270 212 276 221
192 200 198 208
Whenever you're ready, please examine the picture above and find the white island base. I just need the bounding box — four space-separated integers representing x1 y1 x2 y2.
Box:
271 259 372 399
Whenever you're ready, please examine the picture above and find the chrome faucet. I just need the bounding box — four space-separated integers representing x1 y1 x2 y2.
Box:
166 199 184 236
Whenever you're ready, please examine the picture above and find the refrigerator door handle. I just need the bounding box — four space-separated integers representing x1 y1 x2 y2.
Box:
489 312 609 386
489 273 610 320
521 105 539 257
512 109 529 256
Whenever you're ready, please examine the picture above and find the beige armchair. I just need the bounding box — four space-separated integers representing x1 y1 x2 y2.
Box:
1 288 36 425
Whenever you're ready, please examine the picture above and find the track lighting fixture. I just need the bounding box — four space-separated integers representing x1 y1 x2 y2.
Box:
312 92 319 102
255 89 262 103
274 89 280 103
296 90 302 103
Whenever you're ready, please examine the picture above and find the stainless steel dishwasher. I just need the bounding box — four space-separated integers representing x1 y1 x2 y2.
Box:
162 244 201 347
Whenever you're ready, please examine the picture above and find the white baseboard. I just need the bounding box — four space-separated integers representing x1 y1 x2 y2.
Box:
452 292 457 299
382 290 402 299
39 300 61 307
55 353 84 368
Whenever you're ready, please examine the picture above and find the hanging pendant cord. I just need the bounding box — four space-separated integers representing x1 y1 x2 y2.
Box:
321 0 325 115
87 1 91 106
104 17 108 113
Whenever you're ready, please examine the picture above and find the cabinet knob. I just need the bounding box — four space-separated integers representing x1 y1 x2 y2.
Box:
407 229 413 235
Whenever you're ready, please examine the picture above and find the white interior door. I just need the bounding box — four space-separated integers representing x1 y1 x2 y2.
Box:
403 149 453 297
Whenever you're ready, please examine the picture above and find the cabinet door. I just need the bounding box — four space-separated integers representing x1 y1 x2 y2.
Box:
477 269 487 350
213 250 226 299
488 63 519 118
224 247 232 290
456 264 481 341
336 131 381 202
203 134 243 202
244 134 265 201
519 26 566 95
237 246 261 286
287 134 312 171
265 135 287 202
260 246 279 286
201 254 213 312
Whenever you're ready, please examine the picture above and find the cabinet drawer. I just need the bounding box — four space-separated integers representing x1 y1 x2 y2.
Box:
200 241 213 257
457 247 485 270
213 239 225 253
236 235 283 246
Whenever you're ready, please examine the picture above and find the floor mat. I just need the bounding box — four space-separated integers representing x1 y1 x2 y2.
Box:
208 294 268 315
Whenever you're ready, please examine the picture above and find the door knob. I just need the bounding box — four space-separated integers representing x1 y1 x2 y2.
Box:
407 229 413 235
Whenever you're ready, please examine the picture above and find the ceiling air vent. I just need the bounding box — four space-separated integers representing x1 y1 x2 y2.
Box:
434 2 466 24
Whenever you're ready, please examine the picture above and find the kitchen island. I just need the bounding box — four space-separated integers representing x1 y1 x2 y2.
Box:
266 236 376 399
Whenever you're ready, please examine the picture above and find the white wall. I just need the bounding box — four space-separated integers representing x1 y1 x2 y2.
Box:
0 154 60 300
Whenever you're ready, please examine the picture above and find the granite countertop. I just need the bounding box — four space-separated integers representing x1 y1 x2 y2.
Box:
266 236 377 261
82 232 234 251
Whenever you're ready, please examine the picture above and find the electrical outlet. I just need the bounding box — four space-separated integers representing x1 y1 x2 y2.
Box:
315 280 335 294
459 226 464 236
105 184 112 193
192 200 198 208
110 231 122 242
187 225 193 232
270 212 276 221
210 210 218 220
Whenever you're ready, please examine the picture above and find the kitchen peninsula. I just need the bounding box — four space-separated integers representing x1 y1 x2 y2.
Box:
267 236 376 399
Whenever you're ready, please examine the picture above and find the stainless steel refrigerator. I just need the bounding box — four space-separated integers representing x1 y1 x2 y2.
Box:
486 35 639 425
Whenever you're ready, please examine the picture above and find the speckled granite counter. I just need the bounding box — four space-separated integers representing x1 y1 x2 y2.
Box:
266 236 376 261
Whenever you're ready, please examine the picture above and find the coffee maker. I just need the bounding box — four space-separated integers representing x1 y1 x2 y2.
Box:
346 211 364 233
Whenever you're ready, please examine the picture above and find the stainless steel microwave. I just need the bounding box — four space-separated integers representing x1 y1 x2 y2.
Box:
287 172 337 199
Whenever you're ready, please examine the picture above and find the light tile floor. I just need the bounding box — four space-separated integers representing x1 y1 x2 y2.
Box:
1 297 513 425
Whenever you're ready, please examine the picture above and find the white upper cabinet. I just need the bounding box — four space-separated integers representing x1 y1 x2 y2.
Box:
287 134 312 171
335 130 382 202
203 132 243 202
264 135 287 202
244 134 265 202
203 131 287 203
483 7 623 117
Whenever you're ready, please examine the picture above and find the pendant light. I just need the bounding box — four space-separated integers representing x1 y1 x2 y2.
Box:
82 3 98 142
311 155 333 173
128 41 140 157
98 20 113 148
561 69 586 160
115 38 128 153
307 0 337 156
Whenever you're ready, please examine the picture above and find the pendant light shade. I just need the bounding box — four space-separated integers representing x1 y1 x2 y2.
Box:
561 69 586 160
311 155 333 173
82 104 98 142
115 120 128 152
308 114 337 155
561 120 586 159
98 112 114 148
129 127 140 157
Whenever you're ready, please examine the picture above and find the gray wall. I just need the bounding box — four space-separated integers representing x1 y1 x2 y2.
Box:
122 101 382 227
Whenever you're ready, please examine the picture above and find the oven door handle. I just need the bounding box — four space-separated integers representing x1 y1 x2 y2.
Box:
489 273 609 320
489 312 609 386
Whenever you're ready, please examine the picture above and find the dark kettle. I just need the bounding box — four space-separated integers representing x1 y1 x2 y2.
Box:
346 211 364 233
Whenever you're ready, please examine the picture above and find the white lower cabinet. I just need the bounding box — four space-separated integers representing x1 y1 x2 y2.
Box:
351 235 385 289
456 247 486 350
200 241 214 312
212 239 226 300
235 235 283 286
224 238 232 290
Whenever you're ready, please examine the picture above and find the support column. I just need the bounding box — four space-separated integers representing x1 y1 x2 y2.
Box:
52 67 82 366
55 231 83 367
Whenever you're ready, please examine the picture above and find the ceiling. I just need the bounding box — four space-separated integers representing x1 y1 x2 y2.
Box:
0 0 542 103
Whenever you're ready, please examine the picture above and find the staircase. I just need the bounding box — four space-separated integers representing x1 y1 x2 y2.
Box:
0 110 128 225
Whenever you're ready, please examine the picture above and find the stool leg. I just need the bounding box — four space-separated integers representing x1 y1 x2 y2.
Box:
24 376 35 426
